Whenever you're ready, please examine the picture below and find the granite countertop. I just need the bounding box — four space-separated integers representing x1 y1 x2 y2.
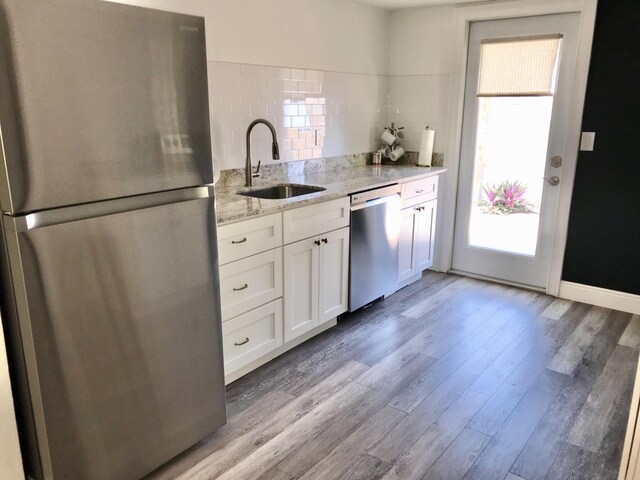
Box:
215 165 446 225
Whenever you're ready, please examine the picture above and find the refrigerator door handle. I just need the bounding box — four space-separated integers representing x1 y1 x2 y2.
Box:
9 186 214 232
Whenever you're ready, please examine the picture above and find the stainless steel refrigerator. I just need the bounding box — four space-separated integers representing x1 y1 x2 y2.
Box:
0 1 226 479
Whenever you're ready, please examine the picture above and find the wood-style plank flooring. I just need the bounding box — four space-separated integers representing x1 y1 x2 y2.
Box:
148 273 639 480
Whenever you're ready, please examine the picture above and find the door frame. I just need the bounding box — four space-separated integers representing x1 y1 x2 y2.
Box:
437 0 598 296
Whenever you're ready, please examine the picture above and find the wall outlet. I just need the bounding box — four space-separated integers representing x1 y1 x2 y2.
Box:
580 132 596 151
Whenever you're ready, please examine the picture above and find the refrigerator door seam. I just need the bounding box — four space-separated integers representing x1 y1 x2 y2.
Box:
9 186 214 232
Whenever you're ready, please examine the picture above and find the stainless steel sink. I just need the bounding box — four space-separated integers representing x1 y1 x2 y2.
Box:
237 183 326 200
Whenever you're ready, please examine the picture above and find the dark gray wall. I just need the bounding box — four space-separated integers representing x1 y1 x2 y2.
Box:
562 0 640 295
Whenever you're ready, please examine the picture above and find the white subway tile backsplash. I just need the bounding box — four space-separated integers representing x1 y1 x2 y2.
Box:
305 69 319 82
208 61 387 170
386 73 451 156
279 68 291 80
290 68 306 81
208 61 448 172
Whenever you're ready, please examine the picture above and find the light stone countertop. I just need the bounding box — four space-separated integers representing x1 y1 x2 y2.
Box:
214 165 447 225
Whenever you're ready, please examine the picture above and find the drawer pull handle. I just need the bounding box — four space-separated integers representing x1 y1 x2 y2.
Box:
416 189 424 194
232 237 248 244
234 337 250 346
314 240 321 246
233 284 249 291
321 238 328 243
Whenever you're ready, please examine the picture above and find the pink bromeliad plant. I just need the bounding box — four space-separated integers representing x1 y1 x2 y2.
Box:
478 180 534 215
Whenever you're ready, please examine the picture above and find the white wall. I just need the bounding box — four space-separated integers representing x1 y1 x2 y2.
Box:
205 0 389 76
386 6 455 157
109 0 390 75
388 6 455 76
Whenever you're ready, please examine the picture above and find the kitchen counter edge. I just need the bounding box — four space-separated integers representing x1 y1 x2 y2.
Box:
214 165 447 226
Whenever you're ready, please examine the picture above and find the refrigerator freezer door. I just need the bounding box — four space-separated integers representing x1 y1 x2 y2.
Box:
0 0 213 213
3 189 226 480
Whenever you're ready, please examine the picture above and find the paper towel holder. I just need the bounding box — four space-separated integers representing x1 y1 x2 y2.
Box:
417 126 435 167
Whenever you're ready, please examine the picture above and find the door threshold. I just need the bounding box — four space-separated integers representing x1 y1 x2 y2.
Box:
448 269 546 294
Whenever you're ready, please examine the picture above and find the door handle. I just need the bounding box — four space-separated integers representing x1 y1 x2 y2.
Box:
314 240 321 246
321 238 328 243
543 176 560 186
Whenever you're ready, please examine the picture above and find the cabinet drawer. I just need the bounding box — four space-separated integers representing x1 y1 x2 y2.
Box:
220 249 283 321
218 213 282 265
401 176 438 204
283 197 349 244
223 300 283 375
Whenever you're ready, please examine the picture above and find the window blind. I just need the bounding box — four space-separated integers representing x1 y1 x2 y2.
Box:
477 34 562 97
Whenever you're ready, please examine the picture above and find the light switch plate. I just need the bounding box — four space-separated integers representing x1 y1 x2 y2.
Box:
580 132 596 151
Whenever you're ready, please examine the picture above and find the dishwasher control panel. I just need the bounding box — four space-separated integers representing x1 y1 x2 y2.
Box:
350 183 401 206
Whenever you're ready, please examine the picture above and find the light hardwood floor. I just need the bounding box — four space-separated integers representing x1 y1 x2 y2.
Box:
148 272 639 480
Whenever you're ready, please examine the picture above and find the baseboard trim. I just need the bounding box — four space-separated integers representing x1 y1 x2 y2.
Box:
559 281 640 315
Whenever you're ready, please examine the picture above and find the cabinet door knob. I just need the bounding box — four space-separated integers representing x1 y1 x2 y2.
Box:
234 337 250 346
314 240 321 246
321 238 328 243
232 237 248 244
233 283 249 291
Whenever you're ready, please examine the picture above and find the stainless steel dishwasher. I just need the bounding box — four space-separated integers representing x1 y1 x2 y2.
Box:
349 184 402 311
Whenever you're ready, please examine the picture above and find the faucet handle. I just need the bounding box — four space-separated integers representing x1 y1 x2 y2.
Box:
252 160 261 178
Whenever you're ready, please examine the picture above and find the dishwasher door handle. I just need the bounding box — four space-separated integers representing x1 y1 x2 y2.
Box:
350 193 400 212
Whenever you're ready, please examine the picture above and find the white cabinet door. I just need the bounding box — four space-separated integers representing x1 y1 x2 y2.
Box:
319 227 349 324
398 206 417 283
414 199 437 272
284 237 319 342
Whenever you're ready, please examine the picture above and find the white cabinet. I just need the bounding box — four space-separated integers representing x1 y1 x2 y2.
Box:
319 228 350 323
218 214 284 379
414 200 437 272
219 249 283 321
283 237 319 342
401 175 438 202
398 175 439 286
222 300 283 374
218 198 349 381
217 213 282 265
284 226 349 343
398 206 418 283
283 197 349 244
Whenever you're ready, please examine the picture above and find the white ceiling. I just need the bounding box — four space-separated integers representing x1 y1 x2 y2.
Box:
351 0 484 10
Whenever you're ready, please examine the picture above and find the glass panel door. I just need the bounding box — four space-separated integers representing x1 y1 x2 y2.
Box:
452 13 580 289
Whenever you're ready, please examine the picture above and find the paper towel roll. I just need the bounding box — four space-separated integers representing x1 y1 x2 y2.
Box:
389 145 405 162
418 127 435 167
